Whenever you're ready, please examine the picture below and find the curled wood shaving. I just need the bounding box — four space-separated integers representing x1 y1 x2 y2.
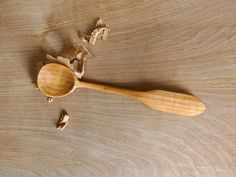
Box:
89 26 111 45
58 46 91 79
73 46 91 79
79 33 90 43
44 46 91 80
57 113 69 130
80 18 111 45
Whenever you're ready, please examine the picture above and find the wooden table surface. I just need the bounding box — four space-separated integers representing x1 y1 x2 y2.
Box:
0 0 236 176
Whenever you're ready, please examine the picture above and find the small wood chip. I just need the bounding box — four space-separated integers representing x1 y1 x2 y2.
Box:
47 97 53 102
57 113 69 130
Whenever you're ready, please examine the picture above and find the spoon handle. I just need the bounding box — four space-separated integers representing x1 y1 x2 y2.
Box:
76 81 205 116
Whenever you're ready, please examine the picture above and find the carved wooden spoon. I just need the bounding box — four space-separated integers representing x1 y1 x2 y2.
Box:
37 63 205 116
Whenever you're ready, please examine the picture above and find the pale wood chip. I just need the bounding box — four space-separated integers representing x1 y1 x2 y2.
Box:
73 46 91 79
44 47 91 80
100 28 109 40
73 58 85 79
80 18 111 45
57 113 69 130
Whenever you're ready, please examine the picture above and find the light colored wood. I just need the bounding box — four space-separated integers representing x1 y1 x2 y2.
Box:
78 82 206 116
80 18 110 45
0 0 236 176
37 63 205 116
57 112 69 130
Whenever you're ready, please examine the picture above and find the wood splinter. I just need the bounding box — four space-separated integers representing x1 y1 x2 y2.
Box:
80 18 111 45
57 113 69 130
47 97 53 102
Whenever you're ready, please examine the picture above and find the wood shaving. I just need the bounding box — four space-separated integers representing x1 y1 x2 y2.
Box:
80 18 111 45
79 33 90 43
57 113 69 130
45 46 91 80
47 97 53 102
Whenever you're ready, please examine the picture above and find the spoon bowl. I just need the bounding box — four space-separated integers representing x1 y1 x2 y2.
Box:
37 63 76 97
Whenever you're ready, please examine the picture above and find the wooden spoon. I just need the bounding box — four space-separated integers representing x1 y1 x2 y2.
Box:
37 63 206 116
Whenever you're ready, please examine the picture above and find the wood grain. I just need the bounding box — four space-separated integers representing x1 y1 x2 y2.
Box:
0 0 236 176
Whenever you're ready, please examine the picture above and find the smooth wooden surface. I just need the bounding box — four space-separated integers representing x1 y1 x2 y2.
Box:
78 81 206 116
0 0 236 176
37 63 205 116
